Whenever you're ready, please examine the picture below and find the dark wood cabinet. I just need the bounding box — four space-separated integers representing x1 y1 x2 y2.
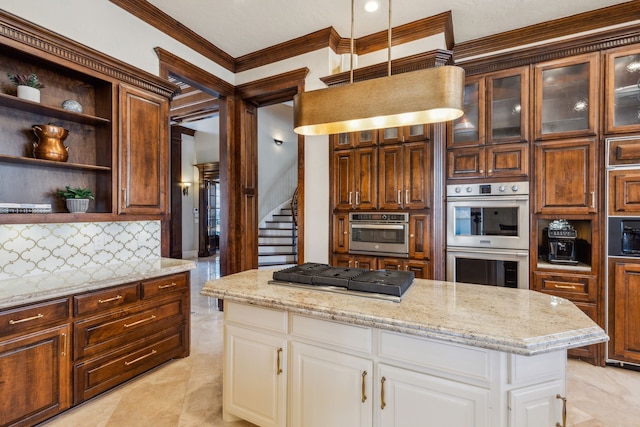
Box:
608 169 640 215
332 147 377 210
332 254 377 270
604 44 640 134
533 138 597 214
118 84 169 215
378 124 430 144
378 258 431 279
533 53 599 140
447 143 527 180
409 213 430 261
608 259 640 364
332 213 349 254
379 142 430 210
485 67 530 144
450 76 486 148
333 130 377 150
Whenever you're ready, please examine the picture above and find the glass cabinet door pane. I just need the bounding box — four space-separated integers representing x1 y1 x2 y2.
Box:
490 75 522 140
383 127 399 140
613 53 640 128
337 132 351 147
541 63 591 135
453 82 480 144
358 129 374 144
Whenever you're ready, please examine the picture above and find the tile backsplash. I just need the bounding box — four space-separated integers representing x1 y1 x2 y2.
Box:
0 221 161 280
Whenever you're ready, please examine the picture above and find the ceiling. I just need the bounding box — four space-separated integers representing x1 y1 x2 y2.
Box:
147 0 630 58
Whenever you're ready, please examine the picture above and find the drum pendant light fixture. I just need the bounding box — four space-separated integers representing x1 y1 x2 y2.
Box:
293 0 465 136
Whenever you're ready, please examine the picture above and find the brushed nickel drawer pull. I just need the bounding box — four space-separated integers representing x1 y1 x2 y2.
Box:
125 349 157 366
98 295 123 304
9 313 44 324
158 282 178 289
124 315 157 328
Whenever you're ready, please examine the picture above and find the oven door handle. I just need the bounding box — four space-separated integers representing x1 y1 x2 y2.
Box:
351 224 405 230
446 247 529 257
447 195 529 202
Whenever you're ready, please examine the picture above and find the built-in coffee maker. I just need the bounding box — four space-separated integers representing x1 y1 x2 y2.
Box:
545 219 579 265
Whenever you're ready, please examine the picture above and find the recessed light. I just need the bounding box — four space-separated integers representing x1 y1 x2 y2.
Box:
364 1 379 12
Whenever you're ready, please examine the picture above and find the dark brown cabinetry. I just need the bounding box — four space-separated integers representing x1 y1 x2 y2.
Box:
0 272 190 425
377 258 431 279
533 138 597 214
378 124 430 144
605 45 640 134
332 253 377 270
379 142 430 210
533 53 599 140
608 259 640 364
0 12 175 224
447 68 529 181
0 299 71 427
332 147 377 210
118 84 169 215
333 130 377 150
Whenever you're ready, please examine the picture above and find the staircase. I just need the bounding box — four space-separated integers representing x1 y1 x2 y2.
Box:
258 206 297 267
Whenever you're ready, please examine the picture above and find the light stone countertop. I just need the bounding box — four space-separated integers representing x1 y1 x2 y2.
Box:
201 269 609 356
0 258 196 309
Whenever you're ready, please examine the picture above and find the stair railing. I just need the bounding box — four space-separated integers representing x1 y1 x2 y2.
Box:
290 187 298 263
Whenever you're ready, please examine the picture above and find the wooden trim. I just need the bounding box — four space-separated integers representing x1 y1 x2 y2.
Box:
236 68 310 105
155 48 235 97
459 24 640 76
454 2 640 61
321 50 453 86
236 28 336 73
354 12 454 55
109 0 236 72
0 9 177 98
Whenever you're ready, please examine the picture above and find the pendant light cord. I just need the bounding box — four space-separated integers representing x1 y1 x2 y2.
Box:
388 0 392 77
350 0 355 84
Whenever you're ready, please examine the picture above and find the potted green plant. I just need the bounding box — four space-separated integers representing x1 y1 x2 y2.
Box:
56 186 95 213
7 72 45 103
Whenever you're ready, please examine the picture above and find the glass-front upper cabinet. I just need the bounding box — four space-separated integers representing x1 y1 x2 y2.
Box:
605 44 640 134
534 52 599 140
486 67 529 144
450 76 485 148
332 129 377 150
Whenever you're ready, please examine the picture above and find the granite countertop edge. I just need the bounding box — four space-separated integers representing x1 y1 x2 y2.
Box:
202 283 609 357
0 258 196 310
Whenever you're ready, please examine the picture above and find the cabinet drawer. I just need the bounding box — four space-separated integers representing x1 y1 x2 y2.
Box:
74 296 187 360
74 283 140 316
142 273 188 299
74 326 186 403
0 298 69 337
532 272 596 302
378 331 494 385
608 137 640 166
225 302 287 333
291 314 372 353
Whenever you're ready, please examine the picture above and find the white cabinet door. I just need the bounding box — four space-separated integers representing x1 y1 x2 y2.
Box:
290 341 373 427
509 380 564 427
224 324 287 427
377 364 490 427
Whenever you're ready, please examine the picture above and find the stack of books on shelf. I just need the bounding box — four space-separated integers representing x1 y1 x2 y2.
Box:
0 203 52 214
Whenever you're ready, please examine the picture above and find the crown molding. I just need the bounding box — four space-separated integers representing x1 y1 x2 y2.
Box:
454 1 640 61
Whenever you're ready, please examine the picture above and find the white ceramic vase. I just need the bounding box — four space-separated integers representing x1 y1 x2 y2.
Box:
17 85 40 103
66 198 89 213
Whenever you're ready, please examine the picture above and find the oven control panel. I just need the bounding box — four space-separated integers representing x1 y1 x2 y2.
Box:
447 181 529 197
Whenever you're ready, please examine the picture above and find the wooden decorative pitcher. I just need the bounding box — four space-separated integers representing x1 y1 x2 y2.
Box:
32 124 69 162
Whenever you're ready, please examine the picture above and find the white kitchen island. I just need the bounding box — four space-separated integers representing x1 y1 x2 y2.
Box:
201 269 608 427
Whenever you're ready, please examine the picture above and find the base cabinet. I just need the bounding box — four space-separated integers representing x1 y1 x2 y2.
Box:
290 342 372 427
609 259 640 364
378 364 489 427
0 325 71 427
223 302 567 427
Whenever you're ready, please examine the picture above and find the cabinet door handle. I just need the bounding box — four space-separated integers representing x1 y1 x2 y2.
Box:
361 370 367 403
479 169 484 174
8 313 43 325
276 348 283 375
122 188 128 206
355 191 360 206
98 295 123 304
590 191 595 209
124 349 157 366
124 315 157 328
397 190 401 205
554 284 576 290
355 261 359 268
348 191 352 205
405 189 409 205
348 260 353 267
158 282 177 289
61 332 67 357
380 376 386 409
555 394 567 427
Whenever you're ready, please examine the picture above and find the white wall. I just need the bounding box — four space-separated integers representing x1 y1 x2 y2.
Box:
180 134 198 259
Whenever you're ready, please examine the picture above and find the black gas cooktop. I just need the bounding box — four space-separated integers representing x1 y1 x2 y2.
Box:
270 263 414 302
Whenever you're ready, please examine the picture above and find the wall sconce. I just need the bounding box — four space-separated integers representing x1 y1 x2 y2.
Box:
180 182 191 196
274 139 283 146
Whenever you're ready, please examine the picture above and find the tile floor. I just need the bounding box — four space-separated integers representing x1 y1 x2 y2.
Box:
40 255 640 426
